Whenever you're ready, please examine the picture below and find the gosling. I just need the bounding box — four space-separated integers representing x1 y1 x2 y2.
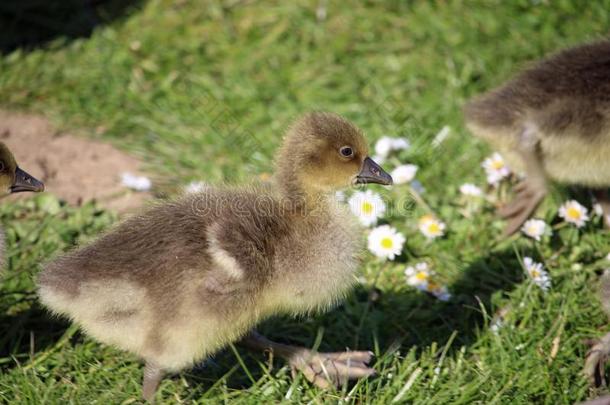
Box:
0 142 44 268
464 40 610 235
37 112 392 401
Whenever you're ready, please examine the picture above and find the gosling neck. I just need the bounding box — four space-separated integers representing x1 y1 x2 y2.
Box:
274 169 329 213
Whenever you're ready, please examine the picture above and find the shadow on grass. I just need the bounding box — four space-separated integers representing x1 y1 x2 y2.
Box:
0 300 70 370
178 247 524 393
0 0 144 54
370 247 523 351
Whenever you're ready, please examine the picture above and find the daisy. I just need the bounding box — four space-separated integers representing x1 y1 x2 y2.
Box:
348 190 387 226
418 214 446 239
404 262 431 290
367 225 405 260
391 164 418 185
459 183 483 197
374 136 394 158
374 136 410 158
391 137 410 151
482 152 511 186
521 219 549 241
121 172 152 192
558 200 589 228
523 257 551 291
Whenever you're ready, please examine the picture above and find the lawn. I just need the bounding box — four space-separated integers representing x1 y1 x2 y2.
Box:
1 0 610 403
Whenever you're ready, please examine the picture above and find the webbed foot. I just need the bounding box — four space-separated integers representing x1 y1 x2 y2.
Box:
584 332 610 387
498 180 546 236
286 348 376 388
240 331 376 389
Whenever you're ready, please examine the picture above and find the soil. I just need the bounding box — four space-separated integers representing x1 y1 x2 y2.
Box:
0 109 151 213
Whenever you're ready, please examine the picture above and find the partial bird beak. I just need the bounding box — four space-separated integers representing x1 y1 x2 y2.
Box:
10 166 45 193
355 157 393 185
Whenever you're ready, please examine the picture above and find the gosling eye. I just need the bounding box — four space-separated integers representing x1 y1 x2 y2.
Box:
0 161 5 172
339 146 354 158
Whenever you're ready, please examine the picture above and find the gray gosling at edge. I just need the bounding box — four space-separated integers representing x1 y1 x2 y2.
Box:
580 271 610 405
0 142 44 269
37 112 392 401
464 40 610 235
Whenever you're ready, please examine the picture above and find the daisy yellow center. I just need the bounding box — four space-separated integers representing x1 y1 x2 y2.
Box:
427 222 440 233
531 270 540 278
491 160 504 170
381 237 394 249
566 207 582 220
415 272 428 281
361 201 374 215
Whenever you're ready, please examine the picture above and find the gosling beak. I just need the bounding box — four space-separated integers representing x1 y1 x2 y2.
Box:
10 166 45 193
355 157 393 186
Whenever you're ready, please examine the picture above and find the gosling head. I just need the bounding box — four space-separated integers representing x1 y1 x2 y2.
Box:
276 112 392 196
0 142 44 197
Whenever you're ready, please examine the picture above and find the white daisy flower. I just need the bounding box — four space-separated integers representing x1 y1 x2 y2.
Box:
418 214 446 239
482 152 511 186
367 225 405 260
523 257 551 291
459 183 483 197
558 200 589 228
404 262 431 290
348 190 387 227
521 219 549 241
391 137 410 151
185 181 207 194
606 253 610 261
121 172 152 192
391 164 418 185
374 136 410 158
374 136 394 158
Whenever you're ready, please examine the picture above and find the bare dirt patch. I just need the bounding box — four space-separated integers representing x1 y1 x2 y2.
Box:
0 109 151 213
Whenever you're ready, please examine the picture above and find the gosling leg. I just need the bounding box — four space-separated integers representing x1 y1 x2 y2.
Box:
584 332 610 387
498 127 548 236
240 330 376 388
142 361 163 403
583 271 610 391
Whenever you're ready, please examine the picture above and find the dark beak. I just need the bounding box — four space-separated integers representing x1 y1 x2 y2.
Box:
10 166 45 193
355 157 393 186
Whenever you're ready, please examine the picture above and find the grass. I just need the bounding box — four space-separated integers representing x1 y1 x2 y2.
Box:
1 0 610 403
